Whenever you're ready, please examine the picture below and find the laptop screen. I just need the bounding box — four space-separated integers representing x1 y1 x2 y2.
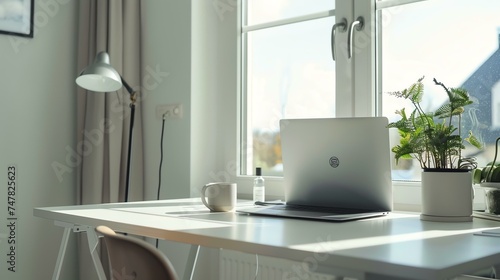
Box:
279 117 393 212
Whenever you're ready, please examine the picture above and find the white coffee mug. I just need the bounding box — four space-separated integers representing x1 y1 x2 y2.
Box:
201 182 237 212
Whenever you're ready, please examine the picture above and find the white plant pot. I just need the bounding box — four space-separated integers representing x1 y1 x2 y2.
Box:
420 170 473 222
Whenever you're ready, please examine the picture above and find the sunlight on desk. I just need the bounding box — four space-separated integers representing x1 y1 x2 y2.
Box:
113 204 211 216
289 228 495 252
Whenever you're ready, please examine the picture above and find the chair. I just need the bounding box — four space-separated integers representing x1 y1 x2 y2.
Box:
96 225 178 280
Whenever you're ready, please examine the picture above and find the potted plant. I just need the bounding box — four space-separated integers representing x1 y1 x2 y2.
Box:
387 76 482 221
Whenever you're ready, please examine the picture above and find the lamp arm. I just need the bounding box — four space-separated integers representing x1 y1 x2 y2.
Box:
120 76 137 105
120 77 134 95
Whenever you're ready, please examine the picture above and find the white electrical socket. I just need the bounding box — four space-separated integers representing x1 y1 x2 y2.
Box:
156 104 183 120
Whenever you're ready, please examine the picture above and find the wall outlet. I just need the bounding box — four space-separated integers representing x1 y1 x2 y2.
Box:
156 104 183 120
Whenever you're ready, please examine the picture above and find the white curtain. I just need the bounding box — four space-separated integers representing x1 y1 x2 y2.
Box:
76 1 144 278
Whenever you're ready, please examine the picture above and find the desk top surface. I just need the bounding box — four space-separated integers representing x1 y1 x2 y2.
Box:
34 198 500 280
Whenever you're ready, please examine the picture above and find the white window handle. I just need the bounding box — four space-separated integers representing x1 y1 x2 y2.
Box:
331 18 347 61
347 16 364 59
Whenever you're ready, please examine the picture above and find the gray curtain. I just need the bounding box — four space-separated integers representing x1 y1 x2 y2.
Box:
76 1 144 279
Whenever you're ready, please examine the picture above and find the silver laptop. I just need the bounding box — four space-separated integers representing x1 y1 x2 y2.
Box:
238 117 393 221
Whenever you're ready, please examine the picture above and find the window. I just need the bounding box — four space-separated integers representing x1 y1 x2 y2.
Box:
241 0 375 177
241 1 337 177
238 0 500 201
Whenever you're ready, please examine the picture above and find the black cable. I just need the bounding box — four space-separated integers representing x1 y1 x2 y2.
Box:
158 116 166 200
156 116 167 249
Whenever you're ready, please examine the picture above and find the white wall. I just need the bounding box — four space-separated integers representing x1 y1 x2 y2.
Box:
141 0 239 200
192 0 240 194
142 0 193 201
0 0 79 279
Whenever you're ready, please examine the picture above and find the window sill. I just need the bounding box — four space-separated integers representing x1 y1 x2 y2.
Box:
236 177 486 212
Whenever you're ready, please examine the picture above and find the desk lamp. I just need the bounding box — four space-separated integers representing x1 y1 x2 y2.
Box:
76 51 137 202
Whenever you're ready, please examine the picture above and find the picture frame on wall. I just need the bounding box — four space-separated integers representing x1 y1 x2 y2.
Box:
0 0 34 38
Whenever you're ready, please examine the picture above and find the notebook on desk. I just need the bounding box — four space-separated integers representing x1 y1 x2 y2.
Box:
238 117 393 222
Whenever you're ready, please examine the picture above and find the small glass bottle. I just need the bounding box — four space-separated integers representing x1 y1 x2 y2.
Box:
253 167 265 202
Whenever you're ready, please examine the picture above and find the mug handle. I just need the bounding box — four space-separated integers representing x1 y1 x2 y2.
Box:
201 183 217 211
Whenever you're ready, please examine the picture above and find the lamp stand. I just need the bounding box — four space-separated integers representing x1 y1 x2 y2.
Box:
125 92 137 202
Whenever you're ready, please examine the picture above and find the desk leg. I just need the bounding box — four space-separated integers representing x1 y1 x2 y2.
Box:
52 226 71 280
52 222 107 280
82 227 107 280
183 245 200 280
492 265 500 279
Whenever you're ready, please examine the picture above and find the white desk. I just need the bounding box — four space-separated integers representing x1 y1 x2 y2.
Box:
34 198 500 280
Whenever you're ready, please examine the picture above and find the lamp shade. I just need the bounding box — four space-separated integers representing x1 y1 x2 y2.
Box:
76 51 122 92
